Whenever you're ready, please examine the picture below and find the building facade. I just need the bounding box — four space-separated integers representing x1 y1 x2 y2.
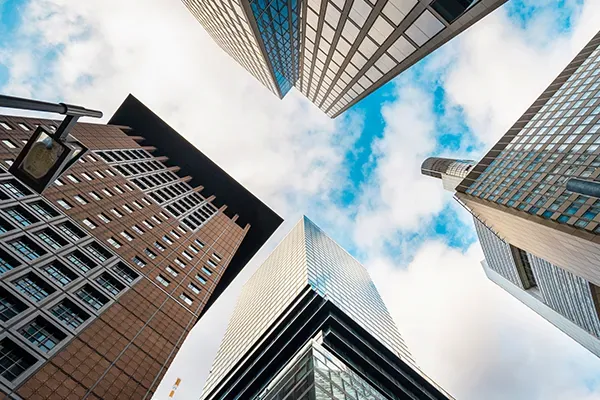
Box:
455 31 600 288
184 0 508 117
0 95 281 399
201 216 452 400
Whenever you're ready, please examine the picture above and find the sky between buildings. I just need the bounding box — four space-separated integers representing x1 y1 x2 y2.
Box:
1 0 600 399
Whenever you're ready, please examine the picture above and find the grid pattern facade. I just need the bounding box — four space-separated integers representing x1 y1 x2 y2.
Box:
183 0 280 95
202 216 411 398
185 0 507 117
255 338 388 400
0 115 249 399
456 31 600 288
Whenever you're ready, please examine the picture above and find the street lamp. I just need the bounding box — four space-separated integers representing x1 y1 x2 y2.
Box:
0 94 102 194
566 178 600 199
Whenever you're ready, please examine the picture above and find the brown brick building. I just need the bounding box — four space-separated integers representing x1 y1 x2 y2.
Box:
0 95 282 399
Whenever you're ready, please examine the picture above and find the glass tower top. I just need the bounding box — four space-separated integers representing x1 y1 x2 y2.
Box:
201 216 412 398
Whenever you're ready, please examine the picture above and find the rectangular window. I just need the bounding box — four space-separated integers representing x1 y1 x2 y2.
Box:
170 230 181 240
110 208 123 218
97 213 111 224
196 274 207 285
57 199 72 210
156 275 170 287
76 285 109 310
66 174 80 183
29 201 58 220
188 283 200 295
1 180 30 198
162 235 173 245
13 273 55 302
81 172 93 181
65 250 96 273
179 293 193 306
165 266 178 277
85 242 112 263
132 225 144 235
132 256 146 268
102 189 113 197
120 231 134 241
95 273 125 296
89 191 102 201
0 216 13 235
207 259 218 268
151 216 161 224
18 123 30 131
2 139 17 149
111 263 138 284
34 229 67 250
57 222 85 241
51 299 90 329
19 316 66 353
0 122 12 130
122 204 134 214
82 218 97 230
153 242 165 252
188 245 200 254
142 220 154 229
105 169 116 177
113 186 124 194
74 195 88 205
182 251 193 261
174 258 186 269
0 338 36 381
94 170 105 179
132 201 143 209
201 266 212 276
144 249 157 259
9 237 46 260
0 287 27 321
212 253 222 262
107 237 122 249
0 248 19 274
194 239 204 248
41 261 76 286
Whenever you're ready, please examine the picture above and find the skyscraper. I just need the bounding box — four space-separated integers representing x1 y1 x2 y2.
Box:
455 30 600 290
201 216 453 399
0 95 281 399
184 0 508 117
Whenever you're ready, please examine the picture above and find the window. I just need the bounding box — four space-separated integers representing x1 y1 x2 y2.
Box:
19 316 66 353
81 172 94 181
142 220 154 229
13 273 55 302
430 0 475 23
212 253 222 262
85 242 112 262
18 123 30 131
97 213 111 224
74 195 88 205
41 262 76 286
113 186 124 194
159 212 169 220
29 201 58 220
66 174 80 183
153 242 165 252
124 184 134 192
87 154 97 162
0 338 36 381
95 273 125 296
57 199 72 210
207 259 218 268
182 251 193 261
65 250 96 273
196 274 207 284
57 222 85 241
107 237 122 249
188 245 200 254
194 239 204 248
132 256 146 268
151 216 161 224
0 122 12 130
174 258 186 269
51 299 90 329
144 249 157 259
82 218 97 230
110 209 123 219
1 180 30 198
102 189 113 197
9 237 46 260
2 139 17 149
89 191 102 201
94 170 105 179
34 229 67 250
188 283 200 295
122 204 134 214
165 266 178 277
131 225 144 235
0 287 27 321
179 293 193 306
170 230 181 240
54 179 64 186
111 262 138 284
132 201 143 209
76 285 109 310
201 266 212 276
0 248 19 274
105 169 116 177
156 275 170 287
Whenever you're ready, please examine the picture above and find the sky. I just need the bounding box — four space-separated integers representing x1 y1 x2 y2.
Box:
1 0 600 399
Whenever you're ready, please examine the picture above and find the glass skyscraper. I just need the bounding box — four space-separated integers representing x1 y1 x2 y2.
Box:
455 31 600 290
183 0 507 117
201 216 453 399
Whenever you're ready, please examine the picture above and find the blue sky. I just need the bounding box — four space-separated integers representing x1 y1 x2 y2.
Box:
2 0 600 399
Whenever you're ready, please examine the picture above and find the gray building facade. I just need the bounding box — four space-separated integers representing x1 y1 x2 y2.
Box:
201 216 453 399
184 0 508 117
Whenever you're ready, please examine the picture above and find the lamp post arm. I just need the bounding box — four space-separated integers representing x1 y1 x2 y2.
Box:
0 95 102 119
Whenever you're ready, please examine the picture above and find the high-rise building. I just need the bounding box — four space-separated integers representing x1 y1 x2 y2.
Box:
184 0 508 117
455 30 600 290
421 157 475 191
0 94 282 399
201 216 453 400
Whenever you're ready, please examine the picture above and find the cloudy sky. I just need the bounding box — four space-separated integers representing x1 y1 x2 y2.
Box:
1 0 600 399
